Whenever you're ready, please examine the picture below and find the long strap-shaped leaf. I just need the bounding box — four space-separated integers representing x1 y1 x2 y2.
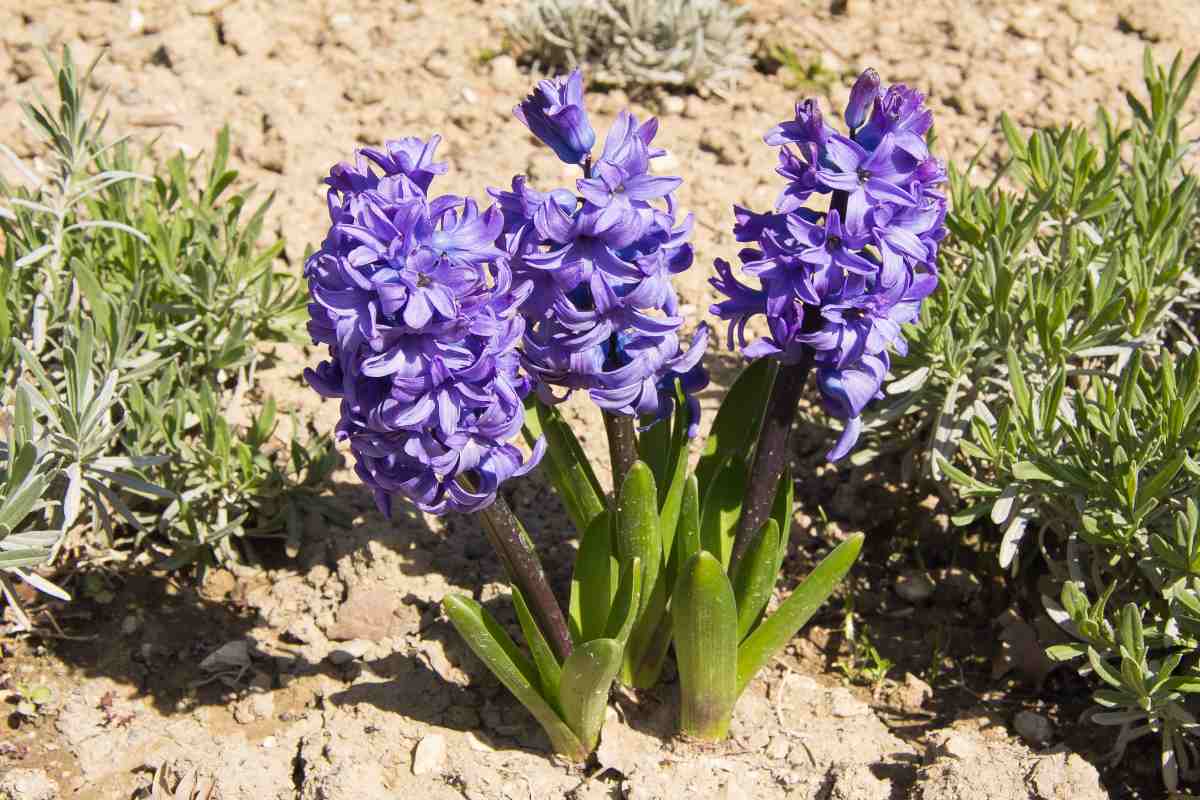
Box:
569 510 617 643
694 358 777 497
674 551 738 740
523 398 605 535
615 462 661 617
443 595 587 760
736 533 864 696
559 638 622 752
511 586 563 712
699 458 746 569
731 519 780 642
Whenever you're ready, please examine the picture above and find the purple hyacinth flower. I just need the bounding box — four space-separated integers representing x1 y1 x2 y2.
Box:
816 133 919 234
514 69 597 165
816 352 888 460
710 67 947 461
304 140 544 517
844 68 880 131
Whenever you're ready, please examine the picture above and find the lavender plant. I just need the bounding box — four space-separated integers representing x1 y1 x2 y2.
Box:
504 0 751 93
855 50 1200 789
0 50 338 620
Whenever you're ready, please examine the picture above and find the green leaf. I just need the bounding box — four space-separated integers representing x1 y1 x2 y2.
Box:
700 458 747 569
737 533 863 696
769 467 793 583
559 638 622 752
673 474 702 574
637 415 672 491
695 358 776 496
624 567 668 687
569 511 617 643
604 556 643 649
1006 347 1031 421
657 394 693 558
615 462 661 616
443 595 586 760
511 586 562 710
523 399 605 535
674 551 738 740
732 519 780 641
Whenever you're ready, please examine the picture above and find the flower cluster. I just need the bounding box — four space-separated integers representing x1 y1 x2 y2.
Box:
304 136 544 515
495 70 709 434
710 69 946 459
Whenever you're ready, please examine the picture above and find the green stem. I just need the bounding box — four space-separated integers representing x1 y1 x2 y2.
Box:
478 494 573 663
603 410 638 498
729 356 812 572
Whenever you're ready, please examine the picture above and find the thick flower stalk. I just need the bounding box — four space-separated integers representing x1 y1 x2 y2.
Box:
304 136 571 659
712 69 947 566
497 70 709 489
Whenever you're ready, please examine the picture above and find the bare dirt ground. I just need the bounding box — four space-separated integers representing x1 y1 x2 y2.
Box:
1 1 1199 798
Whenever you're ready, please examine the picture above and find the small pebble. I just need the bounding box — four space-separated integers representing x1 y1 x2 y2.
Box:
1014 710 1054 745
412 733 447 775
830 687 870 718
894 570 935 603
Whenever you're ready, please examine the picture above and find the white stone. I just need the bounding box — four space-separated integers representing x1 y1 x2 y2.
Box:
412 734 447 775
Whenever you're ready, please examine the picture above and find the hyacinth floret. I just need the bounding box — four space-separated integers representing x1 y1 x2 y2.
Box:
496 74 709 435
305 136 544 516
710 69 947 460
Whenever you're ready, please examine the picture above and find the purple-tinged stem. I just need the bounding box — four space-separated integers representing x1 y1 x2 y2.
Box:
603 410 639 498
728 355 812 572
478 493 574 662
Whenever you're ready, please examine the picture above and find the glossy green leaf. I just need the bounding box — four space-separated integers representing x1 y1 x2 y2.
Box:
624 569 667 686
523 398 605 535
443 595 586 760
615 462 661 615
559 638 622 752
769 467 794 583
569 511 617 643
672 474 702 580
695 358 776 496
737 533 863 696
674 551 738 740
731 519 780 641
605 556 643 649
700 458 746 569
511 586 562 710
637 414 672 492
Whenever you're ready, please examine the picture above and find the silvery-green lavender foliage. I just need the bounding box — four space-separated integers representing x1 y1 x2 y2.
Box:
850 50 1200 789
0 51 340 613
504 0 750 93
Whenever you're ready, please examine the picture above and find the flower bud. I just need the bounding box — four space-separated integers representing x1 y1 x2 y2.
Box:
513 69 596 165
844 68 880 131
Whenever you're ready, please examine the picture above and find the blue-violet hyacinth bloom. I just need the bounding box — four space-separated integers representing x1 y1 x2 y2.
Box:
709 68 947 460
304 135 544 516
514 69 597 165
493 74 709 433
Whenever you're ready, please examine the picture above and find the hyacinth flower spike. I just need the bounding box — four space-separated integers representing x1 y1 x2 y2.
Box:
502 72 715 689
304 135 630 760
664 68 946 741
